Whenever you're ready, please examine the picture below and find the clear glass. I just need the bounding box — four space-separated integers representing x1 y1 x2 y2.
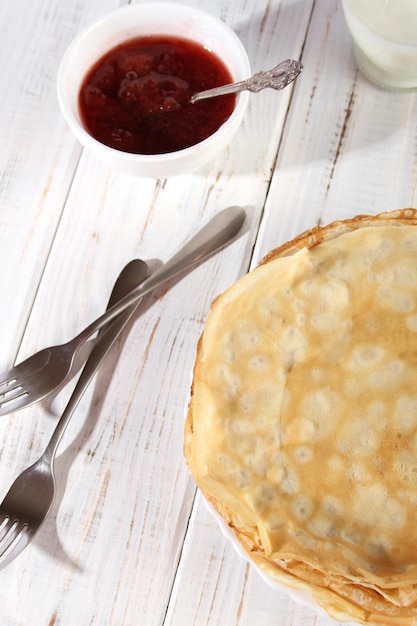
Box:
341 0 417 91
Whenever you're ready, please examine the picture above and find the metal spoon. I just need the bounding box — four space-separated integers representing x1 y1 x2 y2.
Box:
190 58 303 104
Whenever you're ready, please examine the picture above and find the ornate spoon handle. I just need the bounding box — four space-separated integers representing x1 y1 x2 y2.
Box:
190 59 303 104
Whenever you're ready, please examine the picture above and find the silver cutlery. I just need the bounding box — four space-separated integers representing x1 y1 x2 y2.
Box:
0 206 245 416
190 59 303 104
0 257 150 569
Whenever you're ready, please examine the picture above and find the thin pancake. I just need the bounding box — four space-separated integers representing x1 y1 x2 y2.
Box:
185 209 417 625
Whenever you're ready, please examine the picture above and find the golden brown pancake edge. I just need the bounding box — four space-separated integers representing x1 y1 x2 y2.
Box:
184 208 417 625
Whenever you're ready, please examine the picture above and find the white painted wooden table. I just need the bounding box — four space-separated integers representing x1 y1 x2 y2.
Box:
0 1 416 625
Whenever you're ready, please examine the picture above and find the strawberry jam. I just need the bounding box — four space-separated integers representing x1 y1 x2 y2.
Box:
79 35 236 155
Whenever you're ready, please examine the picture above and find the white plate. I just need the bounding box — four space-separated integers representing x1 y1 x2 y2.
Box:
202 492 331 620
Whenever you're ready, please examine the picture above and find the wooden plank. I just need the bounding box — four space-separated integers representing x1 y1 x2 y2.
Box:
0 0 122 367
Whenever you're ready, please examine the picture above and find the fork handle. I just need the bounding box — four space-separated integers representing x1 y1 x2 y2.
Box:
43 296 143 460
71 206 245 349
42 206 245 460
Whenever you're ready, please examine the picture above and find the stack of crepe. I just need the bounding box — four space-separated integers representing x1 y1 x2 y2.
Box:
184 209 417 625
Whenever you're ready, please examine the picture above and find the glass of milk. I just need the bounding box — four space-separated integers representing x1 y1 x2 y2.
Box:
341 0 417 90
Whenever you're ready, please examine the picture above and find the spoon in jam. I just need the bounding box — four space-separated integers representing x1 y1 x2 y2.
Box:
190 58 303 104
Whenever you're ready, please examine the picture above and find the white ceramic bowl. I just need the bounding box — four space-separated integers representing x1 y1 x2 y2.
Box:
57 3 250 178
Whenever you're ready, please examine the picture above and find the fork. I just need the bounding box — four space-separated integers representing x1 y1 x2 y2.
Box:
0 257 149 569
0 206 245 416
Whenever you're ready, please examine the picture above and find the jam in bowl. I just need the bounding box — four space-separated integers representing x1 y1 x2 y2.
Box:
57 3 250 177
79 35 237 155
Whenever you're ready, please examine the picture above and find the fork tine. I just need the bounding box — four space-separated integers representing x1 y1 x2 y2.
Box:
0 398 31 418
0 369 18 387
0 518 32 569
0 518 27 556
0 349 64 416
0 348 52 389
0 365 37 389
0 357 59 415
0 515 13 542
0 379 24 398
0 387 29 415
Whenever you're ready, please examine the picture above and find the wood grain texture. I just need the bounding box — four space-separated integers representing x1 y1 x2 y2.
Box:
0 0 128 368
0 0 415 624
